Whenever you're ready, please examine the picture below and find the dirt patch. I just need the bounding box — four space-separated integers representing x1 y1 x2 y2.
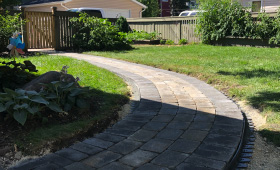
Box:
238 101 280 169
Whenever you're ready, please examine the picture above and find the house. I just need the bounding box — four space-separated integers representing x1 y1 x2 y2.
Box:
20 0 147 18
239 0 279 13
158 0 198 17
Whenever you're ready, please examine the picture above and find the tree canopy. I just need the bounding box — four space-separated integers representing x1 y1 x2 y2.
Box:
0 0 21 9
138 0 160 17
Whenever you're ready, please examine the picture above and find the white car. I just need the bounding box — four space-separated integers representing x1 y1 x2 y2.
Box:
179 10 203 17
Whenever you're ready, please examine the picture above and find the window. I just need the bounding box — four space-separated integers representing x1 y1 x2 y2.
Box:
252 1 262 12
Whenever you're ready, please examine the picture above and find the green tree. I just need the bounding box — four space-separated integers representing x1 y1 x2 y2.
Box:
0 0 21 9
138 0 160 17
170 0 190 16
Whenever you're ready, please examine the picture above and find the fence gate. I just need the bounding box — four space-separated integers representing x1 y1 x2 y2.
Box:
24 11 54 49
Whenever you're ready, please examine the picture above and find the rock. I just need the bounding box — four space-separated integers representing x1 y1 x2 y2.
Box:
22 71 76 92
14 151 22 159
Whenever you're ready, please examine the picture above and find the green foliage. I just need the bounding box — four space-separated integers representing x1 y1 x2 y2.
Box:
138 0 160 17
125 30 161 41
160 39 166 45
0 88 48 125
0 0 20 9
0 11 23 52
0 65 91 126
165 40 175 45
115 16 130 33
178 39 188 45
0 60 37 92
70 13 132 51
197 1 280 45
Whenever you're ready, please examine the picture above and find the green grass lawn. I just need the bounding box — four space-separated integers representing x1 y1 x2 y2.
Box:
1 54 129 154
86 44 280 146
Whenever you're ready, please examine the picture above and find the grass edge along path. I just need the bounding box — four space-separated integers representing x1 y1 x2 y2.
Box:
0 54 130 155
86 44 280 147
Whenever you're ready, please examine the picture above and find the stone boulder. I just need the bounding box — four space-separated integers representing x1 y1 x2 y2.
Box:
23 71 76 92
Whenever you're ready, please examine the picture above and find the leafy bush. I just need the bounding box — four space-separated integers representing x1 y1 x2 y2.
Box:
70 13 132 51
160 39 166 45
179 39 188 45
0 60 37 92
125 30 161 41
115 16 131 33
165 40 175 45
0 66 91 126
197 0 280 45
0 11 23 52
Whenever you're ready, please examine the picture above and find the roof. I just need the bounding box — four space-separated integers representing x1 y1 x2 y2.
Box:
22 0 64 6
21 0 147 8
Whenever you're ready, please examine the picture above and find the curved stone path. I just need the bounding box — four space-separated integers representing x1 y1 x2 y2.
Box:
9 53 244 170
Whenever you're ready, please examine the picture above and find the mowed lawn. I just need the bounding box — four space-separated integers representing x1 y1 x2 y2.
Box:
87 44 280 146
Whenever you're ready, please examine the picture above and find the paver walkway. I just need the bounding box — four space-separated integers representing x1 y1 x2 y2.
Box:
10 53 244 170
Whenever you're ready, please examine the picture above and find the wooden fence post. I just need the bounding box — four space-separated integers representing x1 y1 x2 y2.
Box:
20 7 28 52
51 7 60 50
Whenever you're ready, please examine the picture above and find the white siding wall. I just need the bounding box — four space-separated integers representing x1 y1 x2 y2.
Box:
25 0 143 18
240 0 280 12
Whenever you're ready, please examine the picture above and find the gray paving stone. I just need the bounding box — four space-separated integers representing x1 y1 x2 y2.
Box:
177 107 196 115
180 130 209 141
124 115 154 122
128 129 157 142
104 128 135 137
94 133 125 143
169 139 201 153
203 134 240 148
112 123 141 131
173 114 194 122
108 139 142 154
176 163 216 170
135 163 169 170
142 121 167 131
99 162 133 170
64 162 95 170
159 108 178 115
83 138 114 149
189 122 213 131
193 144 235 162
70 142 103 155
152 115 174 122
184 155 226 169
167 121 190 130
120 150 158 167
33 163 60 170
194 113 215 122
8 158 46 170
152 150 189 168
55 148 88 161
43 153 73 167
161 103 178 109
82 151 121 168
156 128 183 140
141 138 173 153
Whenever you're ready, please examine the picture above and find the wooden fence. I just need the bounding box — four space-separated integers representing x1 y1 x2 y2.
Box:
22 7 117 50
127 17 200 44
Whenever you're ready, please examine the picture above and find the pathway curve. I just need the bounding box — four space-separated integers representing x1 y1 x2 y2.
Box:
10 53 244 170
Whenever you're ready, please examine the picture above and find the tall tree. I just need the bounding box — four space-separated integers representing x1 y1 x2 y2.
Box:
138 0 160 17
170 0 190 16
0 0 21 9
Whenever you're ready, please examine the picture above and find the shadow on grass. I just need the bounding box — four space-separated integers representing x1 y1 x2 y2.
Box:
260 129 280 147
217 68 279 78
247 91 280 112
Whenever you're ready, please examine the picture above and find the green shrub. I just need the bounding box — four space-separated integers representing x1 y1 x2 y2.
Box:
70 13 132 51
165 40 175 45
160 39 166 45
179 39 188 45
0 60 37 92
125 30 161 41
0 66 91 126
115 16 130 33
0 11 23 53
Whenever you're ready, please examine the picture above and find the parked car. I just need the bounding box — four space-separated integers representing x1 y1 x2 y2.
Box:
179 10 203 17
